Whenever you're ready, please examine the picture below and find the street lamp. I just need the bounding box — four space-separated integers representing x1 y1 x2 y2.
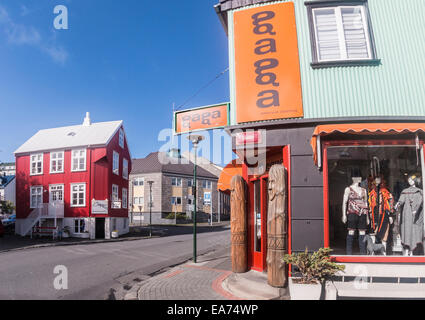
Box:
147 181 154 238
187 134 204 263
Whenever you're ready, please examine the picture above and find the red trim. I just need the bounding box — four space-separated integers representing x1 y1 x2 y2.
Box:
332 256 425 263
283 146 292 255
323 146 330 248
324 138 425 262
247 180 254 269
261 176 268 270
323 139 420 147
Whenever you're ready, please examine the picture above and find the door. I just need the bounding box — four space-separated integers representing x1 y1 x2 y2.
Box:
49 185 64 217
251 177 268 271
95 218 105 239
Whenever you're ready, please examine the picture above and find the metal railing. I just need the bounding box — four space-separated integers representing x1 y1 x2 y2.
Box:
21 202 64 236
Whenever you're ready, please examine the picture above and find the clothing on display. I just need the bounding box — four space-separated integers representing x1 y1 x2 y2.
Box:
369 184 394 242
397 185 423 253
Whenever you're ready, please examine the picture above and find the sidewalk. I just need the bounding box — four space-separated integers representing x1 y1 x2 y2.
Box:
129 244 284 301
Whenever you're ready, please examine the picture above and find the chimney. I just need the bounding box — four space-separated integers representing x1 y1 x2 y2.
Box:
83 112 91 126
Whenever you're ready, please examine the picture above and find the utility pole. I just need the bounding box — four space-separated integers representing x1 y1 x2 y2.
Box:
187 134 204 263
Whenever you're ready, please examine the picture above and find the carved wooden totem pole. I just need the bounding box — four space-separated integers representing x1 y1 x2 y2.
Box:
230 175 247 273
266 164 288 287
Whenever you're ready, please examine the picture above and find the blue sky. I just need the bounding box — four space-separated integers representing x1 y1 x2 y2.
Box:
0 0 232 165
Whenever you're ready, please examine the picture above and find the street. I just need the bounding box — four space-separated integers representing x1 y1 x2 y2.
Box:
0 225 230 300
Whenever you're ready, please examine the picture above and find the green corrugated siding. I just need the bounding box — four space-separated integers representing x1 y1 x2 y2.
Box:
228 0 425 124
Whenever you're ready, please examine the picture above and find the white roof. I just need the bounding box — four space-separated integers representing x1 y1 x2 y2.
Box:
14 120 123 154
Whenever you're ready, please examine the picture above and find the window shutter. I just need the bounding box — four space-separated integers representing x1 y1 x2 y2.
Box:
314 8 341 61
341 7 370 59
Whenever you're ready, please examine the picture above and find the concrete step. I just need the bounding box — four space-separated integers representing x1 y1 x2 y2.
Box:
222 270 282 300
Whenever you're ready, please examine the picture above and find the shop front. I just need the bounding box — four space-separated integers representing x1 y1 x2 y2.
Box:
228 119 425 272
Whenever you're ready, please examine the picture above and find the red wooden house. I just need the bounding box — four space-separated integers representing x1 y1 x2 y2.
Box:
14 113 131 239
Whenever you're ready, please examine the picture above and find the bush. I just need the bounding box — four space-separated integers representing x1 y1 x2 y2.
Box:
282 247 345 284
165 212 187 220
0 201 15 214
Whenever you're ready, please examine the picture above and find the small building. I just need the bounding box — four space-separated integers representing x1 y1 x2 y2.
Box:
14 113 131 239
0 163 16 176
129 150 226 224
0 175 16 214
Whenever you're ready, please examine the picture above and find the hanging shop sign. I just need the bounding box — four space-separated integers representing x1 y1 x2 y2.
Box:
174 103 230 134
233 2 303 123
92 199 108 214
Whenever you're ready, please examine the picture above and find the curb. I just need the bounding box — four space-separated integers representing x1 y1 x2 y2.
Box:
0 235 160 255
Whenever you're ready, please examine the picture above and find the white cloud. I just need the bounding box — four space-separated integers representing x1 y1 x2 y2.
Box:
0 5 68 64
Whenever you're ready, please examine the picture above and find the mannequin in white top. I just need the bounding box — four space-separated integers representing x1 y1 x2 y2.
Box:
342 176 369 255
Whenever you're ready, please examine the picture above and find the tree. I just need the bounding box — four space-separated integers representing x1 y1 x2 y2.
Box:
0 201 15 215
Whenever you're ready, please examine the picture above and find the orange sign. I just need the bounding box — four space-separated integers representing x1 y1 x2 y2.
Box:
233 2 303 123
174 103 229 134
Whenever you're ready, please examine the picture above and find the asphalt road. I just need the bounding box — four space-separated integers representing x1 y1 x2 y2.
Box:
0 225 230 300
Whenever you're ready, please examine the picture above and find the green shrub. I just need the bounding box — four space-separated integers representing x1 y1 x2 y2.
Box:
282 247 345 284
0 201 15 214
165 212 187 220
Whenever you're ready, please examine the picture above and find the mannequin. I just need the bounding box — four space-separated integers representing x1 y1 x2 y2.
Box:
369 176 394 255
342 170 369 255
395 175 423 256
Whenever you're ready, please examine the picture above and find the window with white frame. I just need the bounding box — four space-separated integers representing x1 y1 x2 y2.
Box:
123 158 129 179
113 151 119 175
74 219 85 233
49 184 64 202
171 177 182 186
71 149 86 172
202 180 212 189
71 183 86 207
307 2 377 65
133 197 144 205
50 151 64 173
119 128 124 148
171 197 182 205
30 186 43 208
133 177 144 186
187 179 193 187
30 153 43 175
111 184 120 208
122 188 128 209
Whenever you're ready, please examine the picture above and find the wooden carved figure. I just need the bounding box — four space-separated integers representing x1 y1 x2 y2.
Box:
266 164 287 287
230 175 247 273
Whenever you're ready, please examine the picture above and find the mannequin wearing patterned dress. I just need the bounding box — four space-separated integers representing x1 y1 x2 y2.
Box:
343 176 369 255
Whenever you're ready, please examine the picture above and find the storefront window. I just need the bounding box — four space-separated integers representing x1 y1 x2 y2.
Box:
254 180 261 252
327 145 424 257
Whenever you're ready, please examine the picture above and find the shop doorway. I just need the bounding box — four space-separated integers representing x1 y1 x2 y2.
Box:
95 218 105 239
250 177 268 271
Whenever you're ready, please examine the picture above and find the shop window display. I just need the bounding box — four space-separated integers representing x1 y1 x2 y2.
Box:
327 145 424 256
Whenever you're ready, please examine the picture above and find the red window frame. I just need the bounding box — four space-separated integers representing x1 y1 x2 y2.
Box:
323 138 425 263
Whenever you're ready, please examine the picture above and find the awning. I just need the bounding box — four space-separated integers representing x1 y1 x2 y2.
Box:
217 159 243 192
311 123 425 165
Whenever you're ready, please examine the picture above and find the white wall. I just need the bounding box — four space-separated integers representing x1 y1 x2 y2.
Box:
4 178 16 210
